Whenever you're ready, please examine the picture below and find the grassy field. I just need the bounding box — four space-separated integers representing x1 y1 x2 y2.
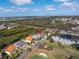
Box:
32 55 48 59
0 49 2 53
0 27 34 36
25 40 79 59
0 28 35 48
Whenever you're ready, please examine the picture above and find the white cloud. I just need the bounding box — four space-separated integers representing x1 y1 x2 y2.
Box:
0 7 7 12
2 9 18 12
16 7 27 12
32 8 40 11
45 5 55 11
3 9 14 12
61 2 73 7
54 0 79 10
0 7 3 10
54 0 71 2
0 7 28 12
10 0 32 5
61 2 79 10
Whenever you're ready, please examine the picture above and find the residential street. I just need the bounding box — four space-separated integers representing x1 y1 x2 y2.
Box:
17 49 30 59
17 45 36 59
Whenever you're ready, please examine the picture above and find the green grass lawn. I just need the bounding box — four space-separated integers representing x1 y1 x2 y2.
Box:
0 49 2 53
0 27 35 36
44 40 79 59
0 28 35 48
32 55 48 59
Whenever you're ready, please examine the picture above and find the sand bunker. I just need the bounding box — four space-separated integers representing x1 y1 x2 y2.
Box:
38 53 48 57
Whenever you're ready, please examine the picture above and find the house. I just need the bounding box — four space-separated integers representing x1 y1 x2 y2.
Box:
14 40 28 50
36 29 44 37
24 35 33 43
7 23 18 29
0 24 6 30
4 45 17 56
33 29 48 41
32 34 41 40
0 54 2 59
35 29 45 39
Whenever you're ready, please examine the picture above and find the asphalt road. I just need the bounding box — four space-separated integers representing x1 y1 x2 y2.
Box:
17 45 36 59
17 50 30 59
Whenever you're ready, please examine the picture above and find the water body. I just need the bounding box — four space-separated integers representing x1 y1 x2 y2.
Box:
0 34 4 38
59 34 72 40
59 34 79 41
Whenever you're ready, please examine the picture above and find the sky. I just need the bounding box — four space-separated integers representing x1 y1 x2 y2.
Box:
0 0 79 17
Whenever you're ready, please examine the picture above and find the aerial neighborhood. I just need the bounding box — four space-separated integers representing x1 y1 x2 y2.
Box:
0 0 79 59
0 16 79 59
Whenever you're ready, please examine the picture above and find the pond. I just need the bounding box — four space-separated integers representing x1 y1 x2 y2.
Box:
0 34 4 38
59 34 79 41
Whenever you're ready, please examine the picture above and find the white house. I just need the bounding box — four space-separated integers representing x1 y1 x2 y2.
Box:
24 35 33 43
0 53 2 59
0 24 6 30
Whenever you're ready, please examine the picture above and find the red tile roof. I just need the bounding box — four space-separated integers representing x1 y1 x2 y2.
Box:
36 29 43 33
25 35 33 42
5 45 16 53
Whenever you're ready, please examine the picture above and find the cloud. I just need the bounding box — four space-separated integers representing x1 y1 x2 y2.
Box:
54 0 71 2
61 2 73 7
32 8 40 11
10 0 33 5
16 7 27 12
0 7 28 12
3 9 15 12
54 0 79 10
45 5 55 11
1 9 18 12
61 2 79 10
0 7 3 10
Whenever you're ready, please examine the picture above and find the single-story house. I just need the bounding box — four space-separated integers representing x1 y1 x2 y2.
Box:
0 54 2 59
32 34 41 40
0 24 6 30
36 29 45 37
24 35 34 43
4 45 18 56
32 29 45 40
